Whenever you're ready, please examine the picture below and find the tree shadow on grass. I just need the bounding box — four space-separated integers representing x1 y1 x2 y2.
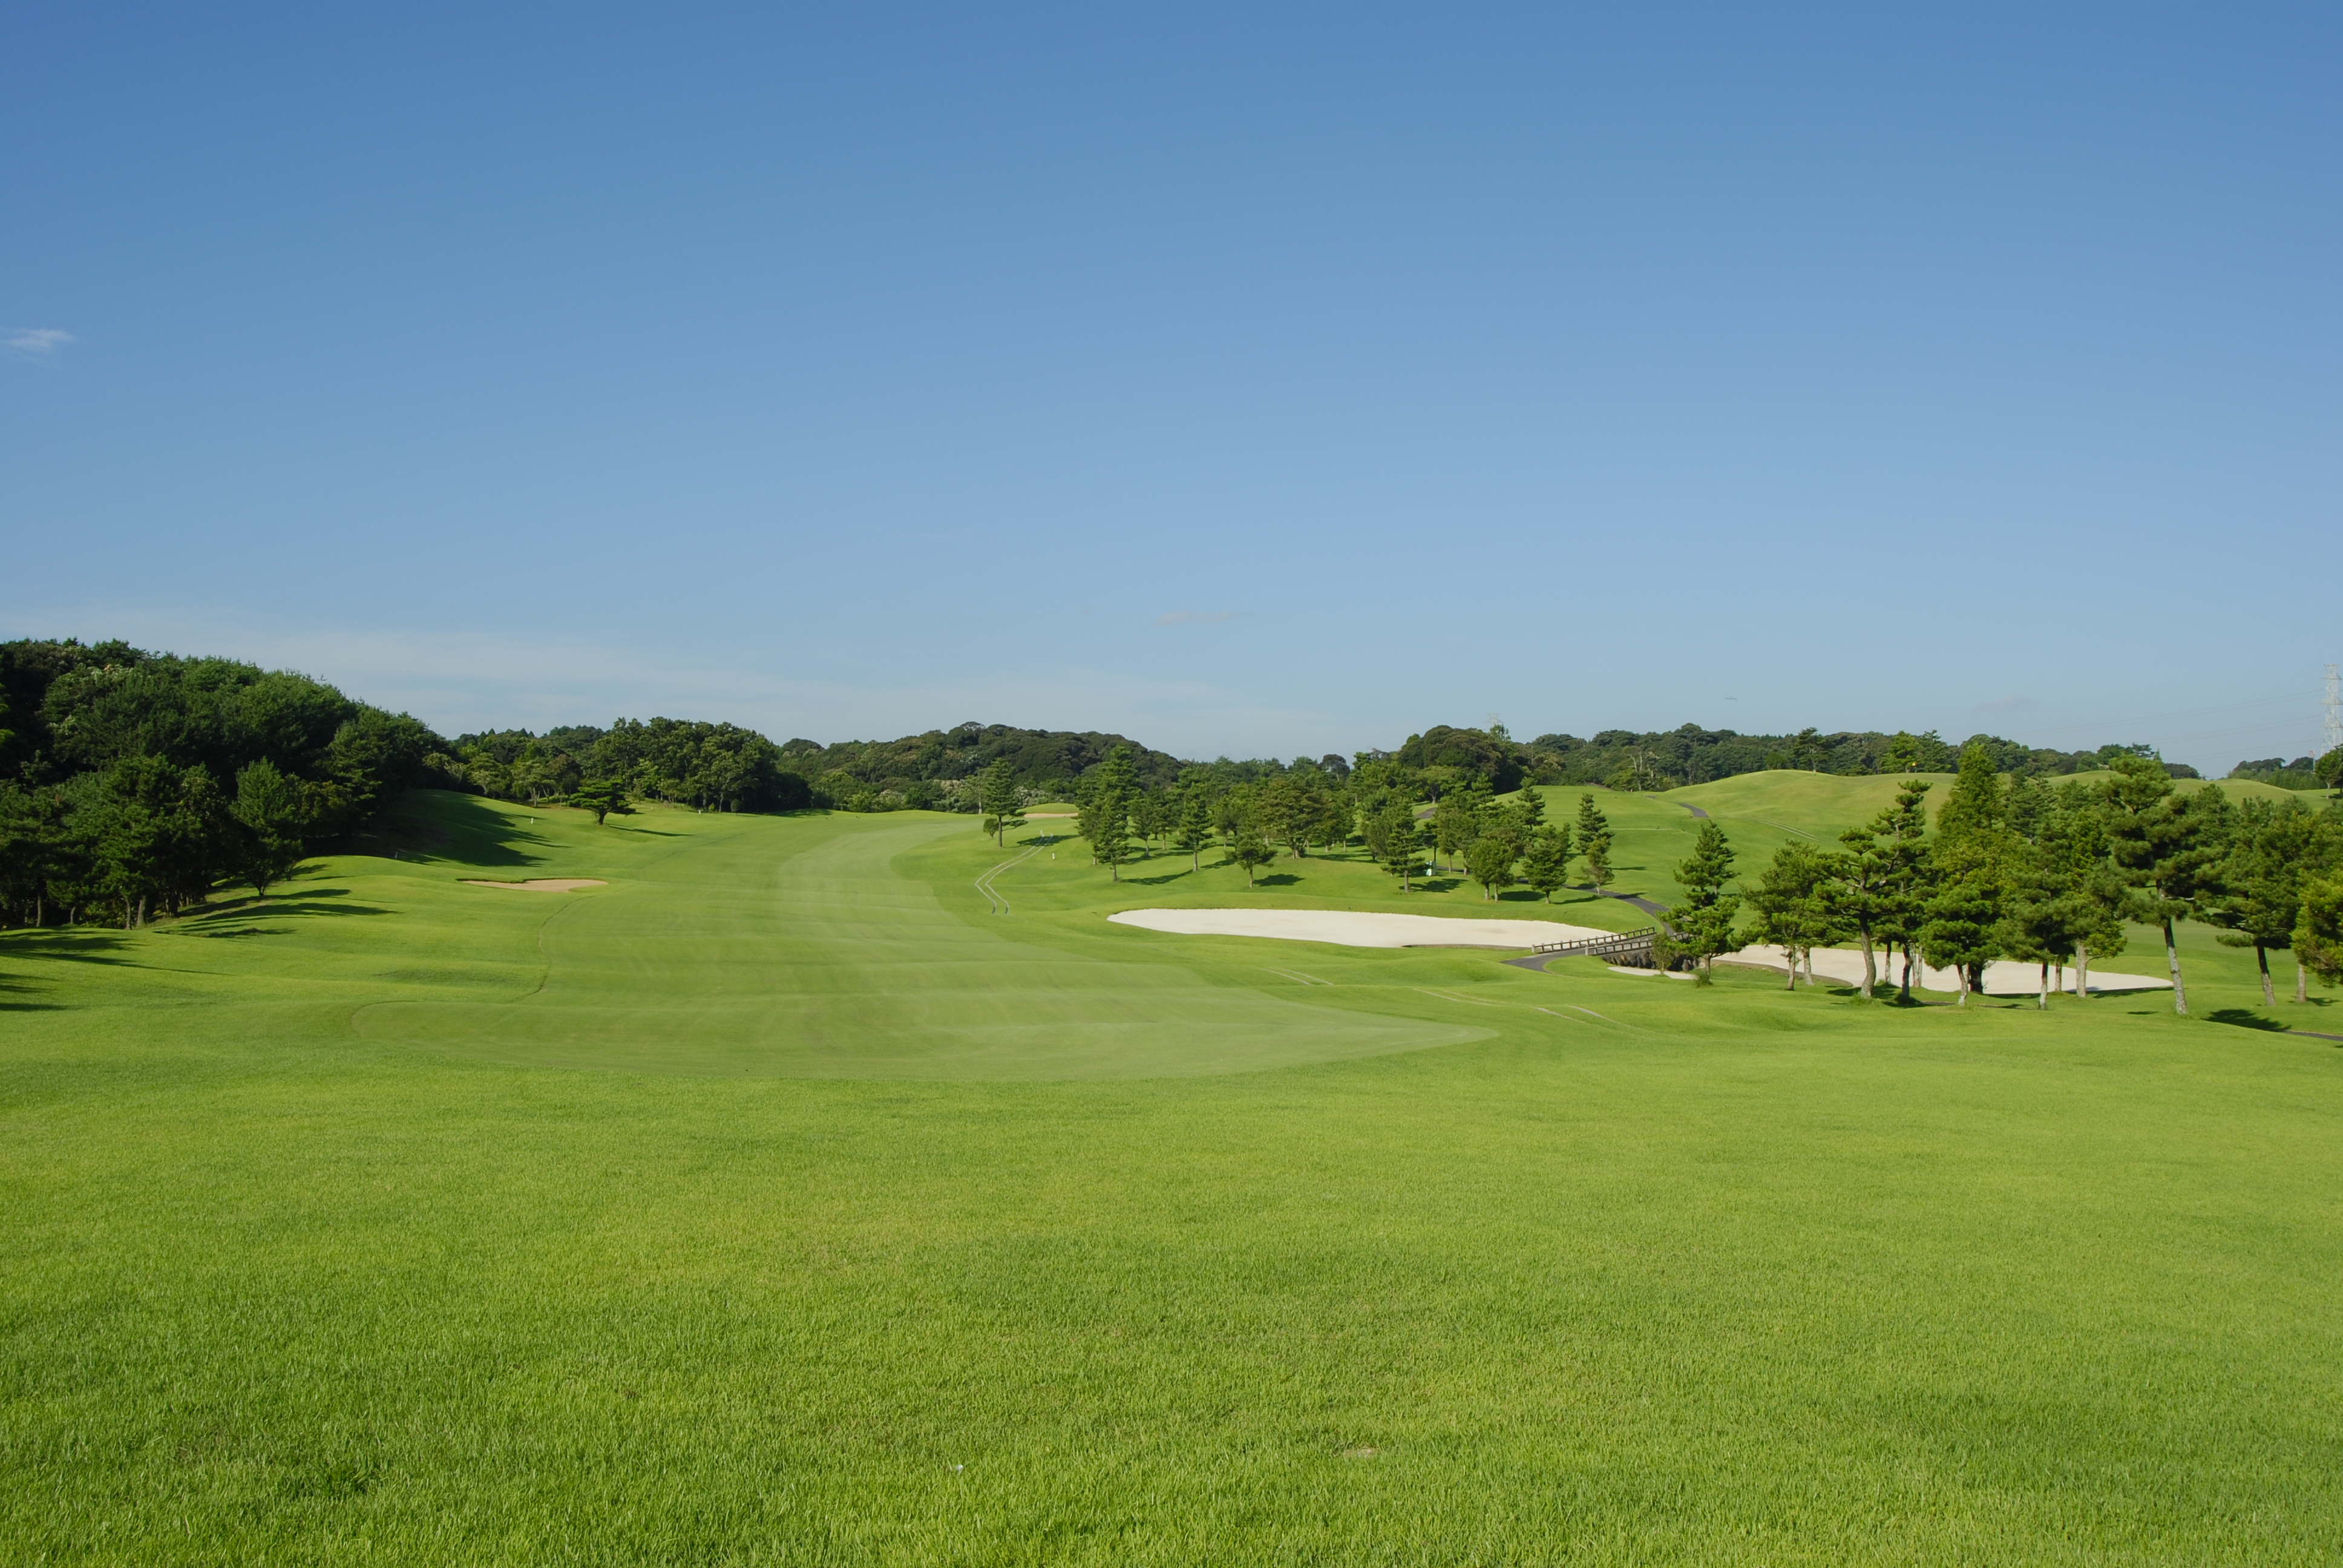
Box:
0 965 65 1009
369 790 554 869
210 900 388 923
2210 1007 2290 1034
1254 873 1302 887
180 889 389 933
0 929 134 965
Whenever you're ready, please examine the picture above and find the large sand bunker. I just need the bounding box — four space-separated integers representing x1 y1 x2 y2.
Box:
1721 944 2170 995
1110 908 1610 949
460 878 608 893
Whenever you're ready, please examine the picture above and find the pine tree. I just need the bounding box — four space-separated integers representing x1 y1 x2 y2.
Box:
2102 755 2233 1016
978 758 1024 846
1996 840 2092 1010
1432 786 1483 875
1258 775 1310 858
1175 787 1214 872
1376 805 1423 892
2202 797 2330 1007
2298 873 2343 989
231 759 309 900
1516 788 1547 834
1313 791 1355 855
1228 822 1276 887
1919 881 1997 1007
1575 795 1613 891
1828 824 1892 1000
1936 743 2007 846
1086 746 1138 882
1668 821 1741 984
1519 823 1572 903
1745 841 1835 989
1466 834 1516 901
1875 779 1936 1001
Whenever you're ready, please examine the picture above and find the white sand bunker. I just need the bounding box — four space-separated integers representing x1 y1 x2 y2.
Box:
1110 908 1610 949
459 878 608 893
1720 944 2170 995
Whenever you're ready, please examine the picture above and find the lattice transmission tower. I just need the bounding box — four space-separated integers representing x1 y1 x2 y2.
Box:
2325 662 2342 763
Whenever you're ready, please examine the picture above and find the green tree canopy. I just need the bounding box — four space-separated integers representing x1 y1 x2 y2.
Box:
1518 823 1573 904
1374 805 1423 892
1466 834 1516 902
1574 795 1613 892
2102 756 2233 1016
1227 821 1276 887
1668 821 1742 984
1745 841 1838 990
978 758 1025 846
231 758 309 900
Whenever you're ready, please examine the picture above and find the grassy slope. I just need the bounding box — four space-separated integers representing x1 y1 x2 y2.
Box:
4 791 2342 1563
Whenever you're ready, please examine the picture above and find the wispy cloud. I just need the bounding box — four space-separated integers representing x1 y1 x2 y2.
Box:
1977 694 2031 712
1153 609 1240 627
5 328 73 359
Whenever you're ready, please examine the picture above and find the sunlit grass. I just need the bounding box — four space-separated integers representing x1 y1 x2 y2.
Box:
2 789 2339 1563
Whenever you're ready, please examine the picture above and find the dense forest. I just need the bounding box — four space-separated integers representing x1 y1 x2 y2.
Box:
1512 724 2200 789
441 719 811 813
434 721 1185 813
0 639 443 926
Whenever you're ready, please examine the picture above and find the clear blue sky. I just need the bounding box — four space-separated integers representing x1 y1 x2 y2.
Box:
5 5 2336 768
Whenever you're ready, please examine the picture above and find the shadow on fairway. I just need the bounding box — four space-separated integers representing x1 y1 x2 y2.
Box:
398 791 557 867
2209 1007 2289 1034
0 966 65 1009
182 889 391 932
0 929 135 965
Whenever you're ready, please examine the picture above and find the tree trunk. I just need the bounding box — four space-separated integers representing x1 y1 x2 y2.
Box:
2258 944 2275 1008
2038 961 2050 1011
2163 916 2187 1016
2076 943 2091 999
1803 947 1815 987
2299 957 2310 1004
1898 945 1913 1003
1783 952 1795 991
2054 960 2064 995
1956 964 1970 1008
1858 932 1875 999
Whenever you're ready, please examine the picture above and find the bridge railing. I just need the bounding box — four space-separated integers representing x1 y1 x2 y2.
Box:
1529 925 1658 959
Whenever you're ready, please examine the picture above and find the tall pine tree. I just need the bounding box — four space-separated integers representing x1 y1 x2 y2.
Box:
1668 821 1742 984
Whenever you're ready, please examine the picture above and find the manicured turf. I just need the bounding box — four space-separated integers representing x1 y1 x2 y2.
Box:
4 787 2341 1563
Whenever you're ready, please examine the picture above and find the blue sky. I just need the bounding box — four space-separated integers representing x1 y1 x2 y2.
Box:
5 4 2336 768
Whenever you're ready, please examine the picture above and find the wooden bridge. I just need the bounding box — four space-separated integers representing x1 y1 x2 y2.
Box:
1505 925 1664 971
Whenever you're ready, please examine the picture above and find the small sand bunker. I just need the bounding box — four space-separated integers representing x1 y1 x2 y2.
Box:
1110 908 1611 949
1720 943 2170 995
459 878 608 893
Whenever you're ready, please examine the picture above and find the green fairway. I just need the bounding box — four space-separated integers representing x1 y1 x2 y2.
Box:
6 789 2343 1563
349 806 1483 1079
